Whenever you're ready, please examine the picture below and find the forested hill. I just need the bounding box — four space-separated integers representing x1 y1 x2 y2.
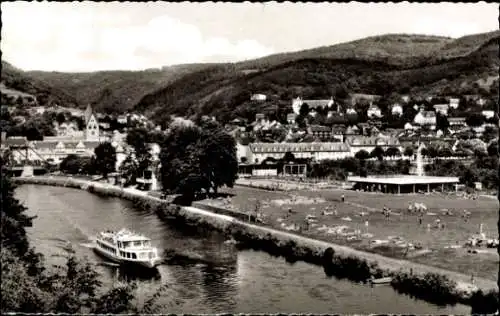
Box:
134 31 499 124
1 61 78 107
2 30 498 118
24 63 225 113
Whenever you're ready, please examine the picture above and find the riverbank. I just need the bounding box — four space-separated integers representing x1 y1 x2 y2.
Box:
13 176 498 310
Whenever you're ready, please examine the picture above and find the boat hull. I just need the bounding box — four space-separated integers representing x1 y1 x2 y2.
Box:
93 246 160 270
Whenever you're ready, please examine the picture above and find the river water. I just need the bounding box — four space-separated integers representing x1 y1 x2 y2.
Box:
16 184 470 314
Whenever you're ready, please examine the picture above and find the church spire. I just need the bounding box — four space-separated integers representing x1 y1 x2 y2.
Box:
84 104 93 125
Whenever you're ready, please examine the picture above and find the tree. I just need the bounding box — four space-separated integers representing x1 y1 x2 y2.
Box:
56 112 66 125
1 169 169 314
370 146 385 161
24 124 44 141
283 151 296 163
384 147 401 158
93 142 116 177
1 161 40 267
487 142 498 157
126 127 153 178
438 147 453 158
403 146 414 157
466 113 485 127
159 121 238 201
425 145 439 158
299 103 310 117
118 153 139 186
60 155 93 175
482 126 497 143
355 150 370 160
435 113 449 132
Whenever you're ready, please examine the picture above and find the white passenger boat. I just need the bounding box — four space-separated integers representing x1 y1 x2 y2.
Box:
94 229 161 269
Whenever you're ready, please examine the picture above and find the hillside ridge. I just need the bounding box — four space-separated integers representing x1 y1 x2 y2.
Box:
2 30 498 115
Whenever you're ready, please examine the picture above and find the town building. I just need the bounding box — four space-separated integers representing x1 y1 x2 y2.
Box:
413 109 437 128
23 104 106 165
255 113 266 122
246 142 352 163
307 125 333 141
117 115 128 124
482 110 495 119
292 97 336 115
331 126 345 142
345 125 360 136
448 117 467 127
251 94 267 101
345 135 402 155
391 103 403 116
345 107 357 115
449 98 460 109
287 113 297 124
367 104 382 118
433 104 449 116
349 93 381 106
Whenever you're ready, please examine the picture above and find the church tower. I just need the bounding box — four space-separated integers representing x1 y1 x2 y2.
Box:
84 104 100 142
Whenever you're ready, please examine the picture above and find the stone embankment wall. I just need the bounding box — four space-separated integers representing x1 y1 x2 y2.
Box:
13 176 498 312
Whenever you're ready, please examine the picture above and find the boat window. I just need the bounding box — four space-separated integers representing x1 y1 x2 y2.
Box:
122 241 130 248
132 253 137 259
126 252 130 258
143 241 151 247
134 241 142 247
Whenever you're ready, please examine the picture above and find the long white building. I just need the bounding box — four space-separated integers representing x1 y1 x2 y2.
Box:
239 142 353 164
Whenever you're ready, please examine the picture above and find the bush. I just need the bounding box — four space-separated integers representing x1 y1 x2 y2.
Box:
390 272 458 306
469 289 499 314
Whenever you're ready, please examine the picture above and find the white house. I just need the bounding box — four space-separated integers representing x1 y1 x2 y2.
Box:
345 136 402 155
248 142 352 163
482 110 495 119
414 109 437 127
391 103 403 116
251 94 267 101
433 104 449 116
345 107 357 115
30 140 101 164
286 113 297 125
292 97 335 115
117 115 128 124
449 98 460 109
367 104 382 118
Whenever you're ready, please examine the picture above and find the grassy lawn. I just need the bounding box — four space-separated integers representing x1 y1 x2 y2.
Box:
212 185 499 280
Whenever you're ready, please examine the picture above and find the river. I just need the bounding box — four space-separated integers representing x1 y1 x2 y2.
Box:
15 184 470 314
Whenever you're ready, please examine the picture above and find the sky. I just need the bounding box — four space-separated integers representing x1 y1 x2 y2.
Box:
1 1 498 72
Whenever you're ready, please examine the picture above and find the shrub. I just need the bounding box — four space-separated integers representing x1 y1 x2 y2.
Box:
390 272 458 306
469 290 499 314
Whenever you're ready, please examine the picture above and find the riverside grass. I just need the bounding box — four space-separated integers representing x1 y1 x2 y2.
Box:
13 176 498 312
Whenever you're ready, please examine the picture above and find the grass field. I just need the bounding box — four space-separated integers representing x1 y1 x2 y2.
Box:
212 184 498 280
